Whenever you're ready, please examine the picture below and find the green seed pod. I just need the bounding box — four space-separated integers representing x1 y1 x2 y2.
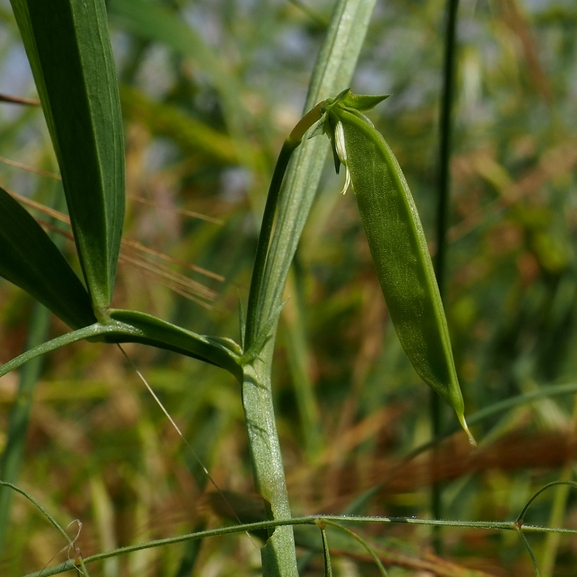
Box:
321 91 474 444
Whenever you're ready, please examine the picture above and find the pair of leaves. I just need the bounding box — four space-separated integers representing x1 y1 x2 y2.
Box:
1 0 241 381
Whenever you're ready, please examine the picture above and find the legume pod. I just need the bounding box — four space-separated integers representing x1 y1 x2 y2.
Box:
319 91 473 443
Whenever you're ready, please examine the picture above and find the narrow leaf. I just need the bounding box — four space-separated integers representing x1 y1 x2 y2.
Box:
0 187 96 329
0 311 242 382
106 309 243 381
10 0 125 315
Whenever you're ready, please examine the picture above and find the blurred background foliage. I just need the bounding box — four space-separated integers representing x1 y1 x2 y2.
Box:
0 0 577 575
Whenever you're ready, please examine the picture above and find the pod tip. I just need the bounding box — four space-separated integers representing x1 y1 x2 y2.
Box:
459 415 477 448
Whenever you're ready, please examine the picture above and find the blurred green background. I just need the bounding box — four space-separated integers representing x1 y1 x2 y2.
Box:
1 0 577 575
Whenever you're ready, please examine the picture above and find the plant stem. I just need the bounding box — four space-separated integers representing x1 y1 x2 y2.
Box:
431 0 460 554
540 399 577 576
435 0 460 293
242 361 299 575
240 0 377 573
18 515 577 577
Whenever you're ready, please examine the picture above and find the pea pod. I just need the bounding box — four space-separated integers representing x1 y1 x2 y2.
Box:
318 91 474 443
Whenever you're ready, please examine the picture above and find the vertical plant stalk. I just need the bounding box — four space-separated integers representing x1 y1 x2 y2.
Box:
432 0 460 553
241 0 377 574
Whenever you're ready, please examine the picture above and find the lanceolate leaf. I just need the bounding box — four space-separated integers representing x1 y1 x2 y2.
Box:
105 309 243 381
0 310 243 382
0 187 96 330
10 0 125 317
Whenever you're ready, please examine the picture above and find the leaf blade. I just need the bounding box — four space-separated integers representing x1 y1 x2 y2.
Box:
0 310 242 382
10 0 125 315
0 186 96 329
106 309 243 381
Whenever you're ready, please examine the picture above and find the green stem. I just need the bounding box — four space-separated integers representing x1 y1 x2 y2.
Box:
240 1 377 573
540 395 577 576
19 515 577 577
431 0 460 553
435 0 459 292
241 361 299 575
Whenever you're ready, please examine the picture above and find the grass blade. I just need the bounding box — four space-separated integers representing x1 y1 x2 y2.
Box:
254 0 378 332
